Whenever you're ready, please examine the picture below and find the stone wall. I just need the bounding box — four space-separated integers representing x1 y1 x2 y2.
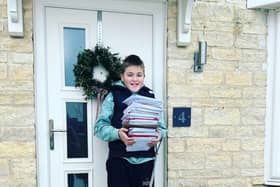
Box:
167 0 267 186
0 0 36 187
0 0 268 186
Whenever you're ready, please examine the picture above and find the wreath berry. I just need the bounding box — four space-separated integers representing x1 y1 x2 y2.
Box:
73 45 122 99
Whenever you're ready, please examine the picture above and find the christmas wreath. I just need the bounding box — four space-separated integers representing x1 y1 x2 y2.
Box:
73 45 122 99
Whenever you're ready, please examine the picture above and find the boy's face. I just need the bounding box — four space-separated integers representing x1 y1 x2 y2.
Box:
121 65 144 93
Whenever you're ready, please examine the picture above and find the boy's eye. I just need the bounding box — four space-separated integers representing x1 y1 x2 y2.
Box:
127 72 134 77
126 72 143 77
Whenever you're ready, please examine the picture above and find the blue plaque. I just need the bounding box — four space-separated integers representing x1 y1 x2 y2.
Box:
173 107 191 127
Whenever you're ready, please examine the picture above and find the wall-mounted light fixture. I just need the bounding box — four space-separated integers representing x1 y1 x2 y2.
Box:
177 0 195 46
7 0 24 37
194 41 207 72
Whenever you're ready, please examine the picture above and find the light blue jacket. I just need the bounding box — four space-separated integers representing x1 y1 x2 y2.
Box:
94 81 167 164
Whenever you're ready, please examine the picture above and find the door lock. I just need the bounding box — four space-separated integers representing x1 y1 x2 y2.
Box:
49 119 67 150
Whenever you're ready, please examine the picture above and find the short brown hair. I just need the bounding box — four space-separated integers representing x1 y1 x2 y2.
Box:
121 55 145 74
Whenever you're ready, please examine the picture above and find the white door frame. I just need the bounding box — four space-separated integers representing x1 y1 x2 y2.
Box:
33 0 167 187
265 10 280 185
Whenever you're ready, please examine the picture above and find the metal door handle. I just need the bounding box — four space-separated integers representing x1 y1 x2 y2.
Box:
49 119 67 150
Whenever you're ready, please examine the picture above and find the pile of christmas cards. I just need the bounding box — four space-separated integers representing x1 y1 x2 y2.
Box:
122 95 163 152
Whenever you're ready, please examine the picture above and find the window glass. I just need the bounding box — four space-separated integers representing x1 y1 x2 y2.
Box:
66 102 88 158
68 173 88 187
64 27 85 86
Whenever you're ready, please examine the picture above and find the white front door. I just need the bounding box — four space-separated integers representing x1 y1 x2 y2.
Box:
40 2 166 187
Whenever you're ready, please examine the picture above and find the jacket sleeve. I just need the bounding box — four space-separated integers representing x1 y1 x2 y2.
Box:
94 92 120 142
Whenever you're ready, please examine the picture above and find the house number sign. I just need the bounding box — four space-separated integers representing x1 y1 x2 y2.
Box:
173 107 191 127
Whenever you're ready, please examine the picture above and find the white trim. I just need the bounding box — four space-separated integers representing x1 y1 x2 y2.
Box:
151 4 167 187
177 0 195 46
265 10 280 185
247 0 280 9
35 0 166 15
265 10 275 185
7 0 24 37
33 0 51 187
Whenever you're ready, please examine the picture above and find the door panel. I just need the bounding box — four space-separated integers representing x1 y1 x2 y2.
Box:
102 11 153 87
46 7 97 187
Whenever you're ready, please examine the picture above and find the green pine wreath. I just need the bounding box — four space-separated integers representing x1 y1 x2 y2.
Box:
73 45 122 99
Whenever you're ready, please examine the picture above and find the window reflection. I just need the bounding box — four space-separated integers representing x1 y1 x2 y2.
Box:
66 102 88 158
64 27 85 86
68 173 88 187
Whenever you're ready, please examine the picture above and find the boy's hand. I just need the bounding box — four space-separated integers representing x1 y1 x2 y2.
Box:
148 129 160 148
118 128 136 146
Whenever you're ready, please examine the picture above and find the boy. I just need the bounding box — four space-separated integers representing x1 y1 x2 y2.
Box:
94 55 167 187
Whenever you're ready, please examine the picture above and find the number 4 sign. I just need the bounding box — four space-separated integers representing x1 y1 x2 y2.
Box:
173 107 191 127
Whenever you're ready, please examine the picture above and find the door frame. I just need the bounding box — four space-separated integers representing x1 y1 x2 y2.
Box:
33 0 167 187
265 9 280 185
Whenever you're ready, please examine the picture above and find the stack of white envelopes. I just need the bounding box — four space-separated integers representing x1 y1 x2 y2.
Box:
122 95 163 152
